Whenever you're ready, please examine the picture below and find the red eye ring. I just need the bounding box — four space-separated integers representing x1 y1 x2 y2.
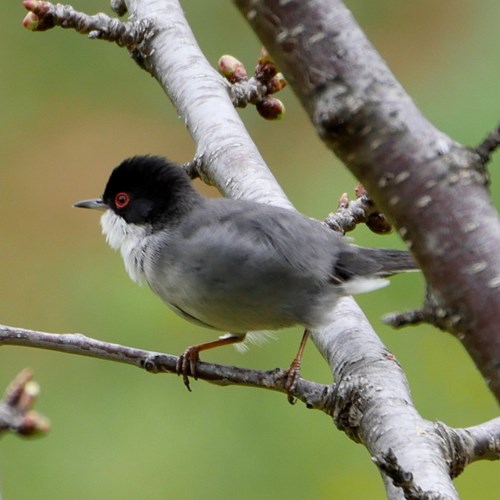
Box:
115 192 130 209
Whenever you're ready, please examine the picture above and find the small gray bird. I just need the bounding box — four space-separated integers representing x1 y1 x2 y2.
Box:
74 155 416 394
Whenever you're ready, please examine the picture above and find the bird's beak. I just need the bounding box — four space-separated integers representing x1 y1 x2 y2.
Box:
73 198 108 211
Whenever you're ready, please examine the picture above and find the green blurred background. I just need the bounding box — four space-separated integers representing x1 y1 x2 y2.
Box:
1 0 499 498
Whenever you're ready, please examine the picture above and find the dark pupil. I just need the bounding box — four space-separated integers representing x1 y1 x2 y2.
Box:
119 196 125 203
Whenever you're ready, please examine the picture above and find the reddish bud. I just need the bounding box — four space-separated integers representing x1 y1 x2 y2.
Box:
18 381 40 410
23 0 37 10
5 368 33 405
218 55 248 83
22 11 39 30
255 47 278 81
22 1 55 32
18 411 51 437
255 62 277 81
256 97 285 120
267 72 287 94
338 193 349 209
354 183 367 198
23 0 51 12
257 47 273 65
366 213 393 234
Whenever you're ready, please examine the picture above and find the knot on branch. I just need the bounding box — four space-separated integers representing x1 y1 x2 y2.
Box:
218 48 287 120
433 421 472 478
141 353 176 374
331 376 369 442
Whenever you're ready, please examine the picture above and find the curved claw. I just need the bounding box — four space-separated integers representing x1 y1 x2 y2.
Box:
175 334 246 393
283 329 310 404
176 347 201 392
282 361 301 405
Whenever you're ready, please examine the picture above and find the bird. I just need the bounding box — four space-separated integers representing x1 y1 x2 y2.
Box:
74 155 417 397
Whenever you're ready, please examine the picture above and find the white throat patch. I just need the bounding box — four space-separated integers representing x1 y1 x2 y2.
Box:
100 210 149 284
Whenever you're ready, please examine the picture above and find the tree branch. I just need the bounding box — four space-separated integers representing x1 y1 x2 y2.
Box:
30 10 446 491
384 288 462 334
0 324 331 410
22 0 152 48
235 0 500 403
311 298 460 499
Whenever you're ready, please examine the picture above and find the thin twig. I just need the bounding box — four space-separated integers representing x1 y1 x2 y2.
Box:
22 0 152 49
0 324 332 411
384 289 463 334
474 124 500 164
324 187 392 235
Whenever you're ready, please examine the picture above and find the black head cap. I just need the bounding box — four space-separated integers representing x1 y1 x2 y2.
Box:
102 156 201 225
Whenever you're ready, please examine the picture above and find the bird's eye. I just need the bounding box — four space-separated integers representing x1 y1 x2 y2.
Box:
115 192 130 209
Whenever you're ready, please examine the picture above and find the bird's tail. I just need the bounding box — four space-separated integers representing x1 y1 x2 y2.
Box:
360 248 418 277
335 247 418 297
334 246 418 282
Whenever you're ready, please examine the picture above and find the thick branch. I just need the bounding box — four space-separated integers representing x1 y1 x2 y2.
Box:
312 298 459 499
235 0 500 403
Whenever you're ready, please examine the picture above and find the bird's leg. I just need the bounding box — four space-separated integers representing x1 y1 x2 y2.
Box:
176 333 246 391
283 329 310 404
